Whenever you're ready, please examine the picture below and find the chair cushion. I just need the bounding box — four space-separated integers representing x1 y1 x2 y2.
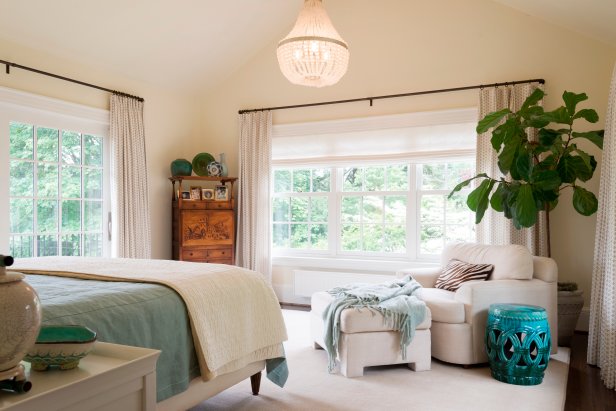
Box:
310 291 431 334
418 288 466 324
434 259 492 291
441 242 533 281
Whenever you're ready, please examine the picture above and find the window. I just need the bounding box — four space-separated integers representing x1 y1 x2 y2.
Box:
0 87 111 257
9 122 108 258
271 108 478 262
272 159 475 260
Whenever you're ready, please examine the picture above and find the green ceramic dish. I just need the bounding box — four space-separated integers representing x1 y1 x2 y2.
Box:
24 325 97 371
192 152 215 176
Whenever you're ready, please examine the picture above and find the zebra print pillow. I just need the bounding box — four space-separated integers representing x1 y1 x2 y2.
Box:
435 259 493 292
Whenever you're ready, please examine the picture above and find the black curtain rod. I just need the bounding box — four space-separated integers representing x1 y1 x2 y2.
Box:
1 59 144 102
238 78 545 114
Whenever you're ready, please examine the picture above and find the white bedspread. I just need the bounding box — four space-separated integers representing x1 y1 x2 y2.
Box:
10 257 288 381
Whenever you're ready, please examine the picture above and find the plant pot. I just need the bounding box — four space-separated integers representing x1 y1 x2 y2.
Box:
557 290 584 347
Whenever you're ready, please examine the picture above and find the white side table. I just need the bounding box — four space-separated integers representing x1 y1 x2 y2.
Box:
0 342 160 411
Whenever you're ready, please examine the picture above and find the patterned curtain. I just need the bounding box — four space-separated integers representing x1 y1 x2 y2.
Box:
236 111 273 281
588 63 616 388
475 82 549 257
110 94 151 258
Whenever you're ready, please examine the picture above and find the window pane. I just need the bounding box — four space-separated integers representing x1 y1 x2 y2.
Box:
273 223 290 248
10 161 33 197
421 164 446 190
293 169 310 193
84 233 103 257
310 224 328 250
62 166 81 198
446 224 473 243
420 225 444 254
312 169 330 192
10 199 33 233
363 224 383 252
9 235 33 258
37 127 59 162
446 193 470 224
341 224 361 251
62 131 81 164
421 195 444 224
274 170 292 193
62 200 81 231
61 234 81 256
37 235 58 256
9 122 33 160
363 196 382 223
387 164 408 190
343 167 363 191
84 135 102 166
84 201 103 231
290 197 308 222
272 197 290 222
365 167 385 191
341 196 360 223
384 196 406 223
447 161 474 188
37 200 58 233
291 224 309 248
384 225 406 253
84 168 103 199
311 197 328 222
37 164 59 197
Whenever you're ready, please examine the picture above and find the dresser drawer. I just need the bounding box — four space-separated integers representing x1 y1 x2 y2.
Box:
182 201 207 210
206 258 233 265
208 248 231 259
206 201 232 210
181 249 208 260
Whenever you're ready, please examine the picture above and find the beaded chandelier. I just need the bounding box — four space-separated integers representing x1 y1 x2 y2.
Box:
276 0 349 88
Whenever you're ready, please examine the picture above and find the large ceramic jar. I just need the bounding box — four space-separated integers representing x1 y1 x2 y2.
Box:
0 256 42 372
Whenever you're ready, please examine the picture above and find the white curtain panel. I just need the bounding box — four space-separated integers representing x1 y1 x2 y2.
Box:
236 111 273 281
476 83 549 256
588 63 616 388
110 94 151 259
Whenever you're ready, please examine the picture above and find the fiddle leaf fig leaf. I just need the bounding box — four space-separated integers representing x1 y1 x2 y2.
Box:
542 106 572 125
448 173 488 198
514 150 533 181
572 130 604 149
531 170 561 191
573 108 599 123
497 137 521 174
467 179 495 224
557 155 589 183
477 109 511 133
563 91 588 116
490 183 506 212
572 186 598 216
512 184 537 228
521 88 545 110
538 129 561 147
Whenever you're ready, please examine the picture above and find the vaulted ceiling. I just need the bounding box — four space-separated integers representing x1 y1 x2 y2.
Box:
0 0 614 96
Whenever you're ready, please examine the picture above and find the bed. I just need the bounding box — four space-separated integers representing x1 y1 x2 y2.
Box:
9 257 288 410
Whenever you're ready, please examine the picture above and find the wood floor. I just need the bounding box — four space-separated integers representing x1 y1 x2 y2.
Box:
281 305 616 409
565 332 616 411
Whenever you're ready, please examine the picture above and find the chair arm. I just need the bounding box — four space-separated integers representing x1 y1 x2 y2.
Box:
532 256 558 283
395 266 441 288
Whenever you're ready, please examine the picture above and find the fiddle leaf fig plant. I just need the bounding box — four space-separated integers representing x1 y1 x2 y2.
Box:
449 89 604 234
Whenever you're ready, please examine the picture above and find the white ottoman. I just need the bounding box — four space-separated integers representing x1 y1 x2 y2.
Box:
311 291 432 377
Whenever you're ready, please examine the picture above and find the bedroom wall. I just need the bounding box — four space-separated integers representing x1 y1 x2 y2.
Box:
197 0 616 309
0 36 200 259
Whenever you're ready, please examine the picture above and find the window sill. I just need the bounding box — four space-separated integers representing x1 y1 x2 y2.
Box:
272 255 439 273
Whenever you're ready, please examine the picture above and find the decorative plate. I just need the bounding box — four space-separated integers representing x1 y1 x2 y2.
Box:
24 325 97 371
192 153 215 176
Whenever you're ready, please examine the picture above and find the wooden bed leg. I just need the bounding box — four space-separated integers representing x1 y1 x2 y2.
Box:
250 372 262 395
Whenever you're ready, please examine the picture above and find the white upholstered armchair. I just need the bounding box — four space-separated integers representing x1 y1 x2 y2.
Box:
397 242 558 365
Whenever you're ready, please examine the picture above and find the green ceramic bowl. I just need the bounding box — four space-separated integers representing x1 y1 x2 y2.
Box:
24 325 97 371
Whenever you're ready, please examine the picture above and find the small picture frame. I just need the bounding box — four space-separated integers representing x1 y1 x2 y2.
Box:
181 191 191 200
189 186 202 200
214 184 229 201
202 188 214 200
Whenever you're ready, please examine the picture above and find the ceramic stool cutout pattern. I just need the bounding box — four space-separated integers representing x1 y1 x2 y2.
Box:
485 303 551 385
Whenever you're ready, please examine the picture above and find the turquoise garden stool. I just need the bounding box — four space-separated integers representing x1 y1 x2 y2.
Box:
485 304 551 385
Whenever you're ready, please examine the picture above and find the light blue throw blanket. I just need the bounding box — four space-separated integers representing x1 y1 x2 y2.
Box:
322 275 426 372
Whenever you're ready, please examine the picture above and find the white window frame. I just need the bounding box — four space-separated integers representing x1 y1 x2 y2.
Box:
0 86 111 256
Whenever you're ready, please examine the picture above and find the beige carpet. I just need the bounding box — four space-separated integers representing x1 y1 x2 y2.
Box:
191 309 570 411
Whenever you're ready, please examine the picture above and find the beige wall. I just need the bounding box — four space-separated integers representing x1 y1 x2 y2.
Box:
0 37 200 259
198 0 616 304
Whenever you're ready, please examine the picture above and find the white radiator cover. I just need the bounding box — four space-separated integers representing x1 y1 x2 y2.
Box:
294 270 393 297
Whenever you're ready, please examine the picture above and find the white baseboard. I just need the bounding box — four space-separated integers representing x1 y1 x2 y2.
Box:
576 307 590 332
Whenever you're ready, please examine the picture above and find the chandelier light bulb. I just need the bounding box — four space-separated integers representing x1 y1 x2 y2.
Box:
276 0 349 88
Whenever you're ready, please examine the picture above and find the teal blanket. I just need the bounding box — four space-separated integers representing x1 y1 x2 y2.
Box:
323 275 426 372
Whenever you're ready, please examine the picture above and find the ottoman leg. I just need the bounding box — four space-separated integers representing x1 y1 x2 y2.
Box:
408 357 431 371
340 357 364 378
314 342 324 350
